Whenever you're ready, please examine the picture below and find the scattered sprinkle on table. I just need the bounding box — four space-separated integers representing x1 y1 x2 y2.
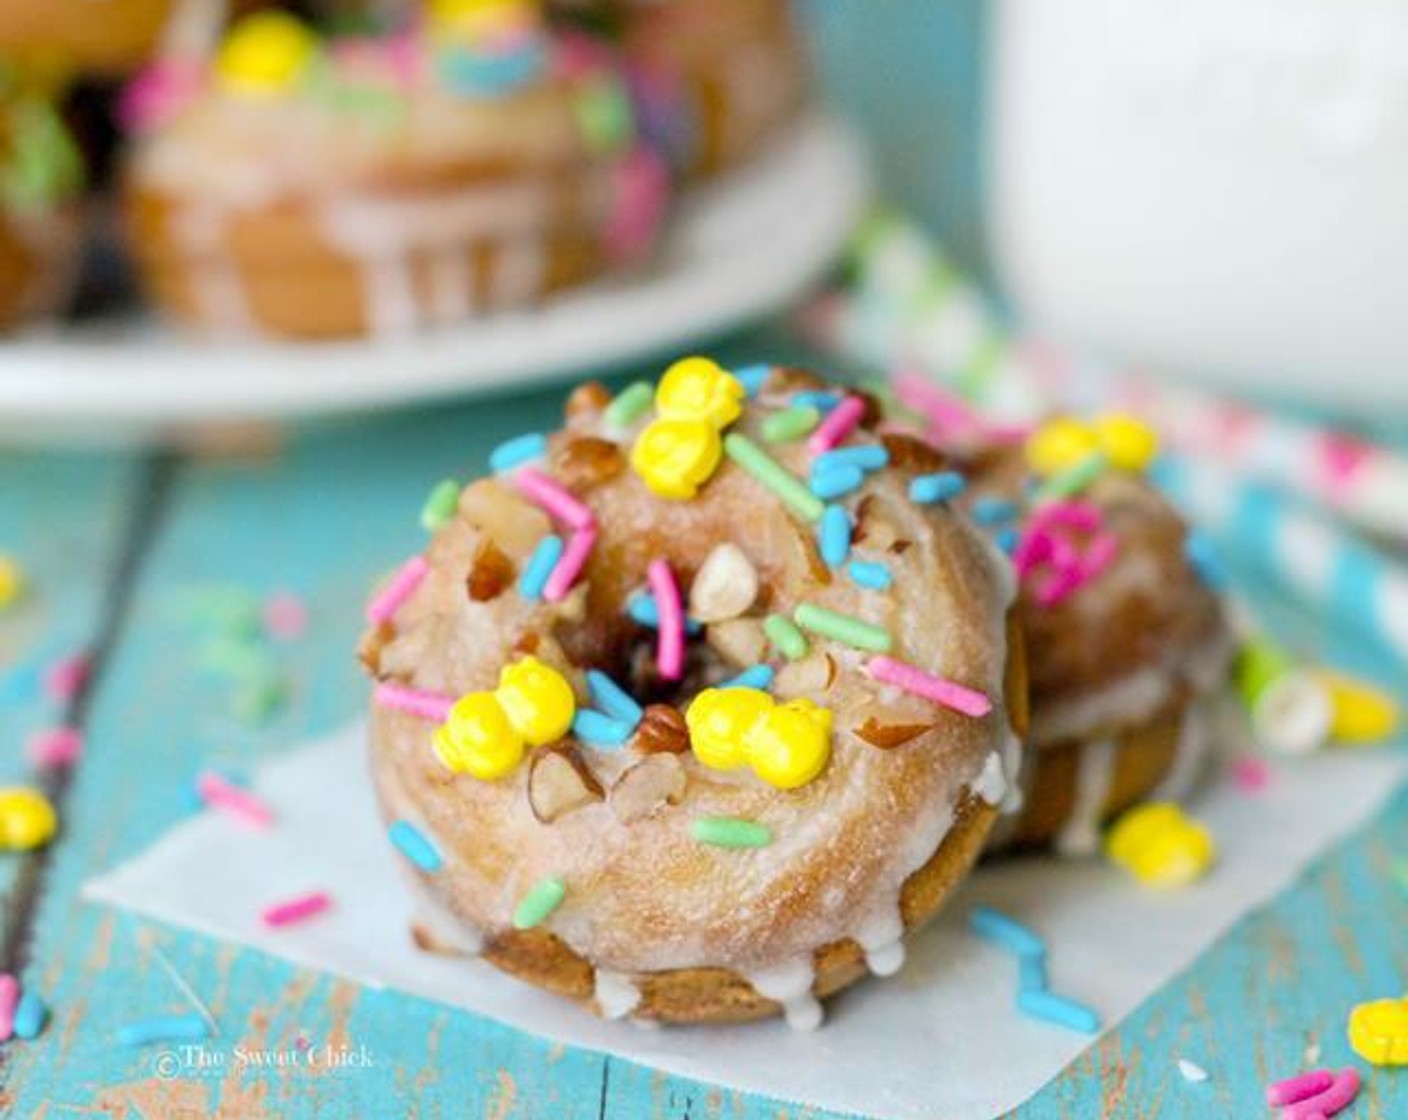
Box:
0 974 17 1041
969 906 1047 960
513 877 567 930
261 891 332 928
12 990 46 1040
793 603 892 653
1016 988 1101 1034
1267 1067 1360 1117
764 613 809 661
262 592 308 641
691 817 773 849
723 434 824 522
1231 756 1271 794
195 770 275 829
27 726 83 769
1177 1058 1209 1083
118 1012 210 1047
388 821 442 873
43 652 90 701
489 432 547 474
420 478 460 531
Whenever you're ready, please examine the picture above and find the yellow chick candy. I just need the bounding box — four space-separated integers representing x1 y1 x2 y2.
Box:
686 687 774 771
216 13 319 98
1348 996 1408 1066
1317 671 1401 744
1025 417 1100 478
1093 413 1159 472
655 357 745 430
434 691 525 779
0 553 24 611
0 787 58 851
495 656 575 746
745 698 833 790
1104 802 1216 888
631 417 722 500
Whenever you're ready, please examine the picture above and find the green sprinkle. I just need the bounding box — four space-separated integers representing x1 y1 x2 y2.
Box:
512 876 567 930
691 817 773 849
793 603 892 653
420 479 460 532
605 381 654 428
723 434 824 522
1032 450 1108 504
231 671 289 726
764 613 810 661
1393 861 1408 897
761 406 821 443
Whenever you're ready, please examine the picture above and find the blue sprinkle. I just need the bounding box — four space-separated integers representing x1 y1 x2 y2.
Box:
626 595 702 635
1184 531 1228 590
573 709 634 747
847 560 893 590
118 1013 210 1047
1018 955 1048 994
972 497 1020 525
587 669 644 726
519 535 564 601
792 390 842 413
721 664 776 690
818 504 851 567
734 363 772 397
1016 989 1101 1034
970 906 1047 960
810 464 865 500
813 445 890 474
389 820 443 873
994 526 1022 555
12 991 46 1039
489 432 548 473
910 471 967 504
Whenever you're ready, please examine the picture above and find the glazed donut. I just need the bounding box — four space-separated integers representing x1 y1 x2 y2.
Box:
953 416 1234 854
121 9 669 338
360 359 1025 1027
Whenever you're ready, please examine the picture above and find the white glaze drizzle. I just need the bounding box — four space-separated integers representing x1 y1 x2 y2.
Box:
744 957 822 1031
175 204 252 335
853 906 907 978
972 749 1009 807
593 969 641 1021
1151 696 1214 803
427 245 474 324
1055 739 1116 858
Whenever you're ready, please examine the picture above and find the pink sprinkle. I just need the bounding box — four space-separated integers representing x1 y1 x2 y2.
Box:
27 726 83 769
261 891 332 929
543 526 597 603
1267 1070 1336 1107
1013 529 1055 577
605 147 669 264
891 371 985 443
1232 756 1271 794
196 771 275 829
1280 1069 1360 1120
44 652 90 702
1035 566 1084 607
1082 532 1120 581
263 592 308 641
374 682 454 723
0 974 17 1042
646 559 685 682
807 394 867 455
366 556 429 626
866 656 992 718
1027 500 1103 535
513 467 596 531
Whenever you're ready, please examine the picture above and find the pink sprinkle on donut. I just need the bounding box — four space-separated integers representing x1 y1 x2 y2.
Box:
1028 499 1103 535
196 771 274 829
891 372 984 443
44 653 90 702
866 656 992 718
366 556 429 626
374 682 454 723
1082 532 1120 581
1266 1069 1336 1107
807 395 866 455
0 974 17 1042
513 467 596 531
1013 529 1055 576
646 559 685 681
261 892 332 929
543 527 598 603
27 726 83 769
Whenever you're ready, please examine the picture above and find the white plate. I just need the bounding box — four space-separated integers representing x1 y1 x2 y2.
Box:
0 114 868 445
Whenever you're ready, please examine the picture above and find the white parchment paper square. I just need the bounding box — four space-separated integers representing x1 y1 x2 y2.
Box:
85 722 1405 1120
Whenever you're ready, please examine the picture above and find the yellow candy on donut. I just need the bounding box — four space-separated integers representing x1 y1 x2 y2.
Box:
655 357 745 430
1348 996 1408 1065
216 13 319 98
686 687 773 771
1104 802 1215 888
745 699 833 790
1093 413 1159 472
496 656 576 746
1025 418 1100 478
0 787 58 851
434 692 525 779
631 418 723 500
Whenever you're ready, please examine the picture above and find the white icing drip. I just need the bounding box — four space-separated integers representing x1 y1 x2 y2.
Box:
174 205 251 335
427 246 474 324
863 941 906 978
592 969 641 1021
493 239 546 310
1055 739 1116 858
1151 697 1214 802
853 906 906 977
973 750 1008 806
361 254 421 336
745 958 822 1031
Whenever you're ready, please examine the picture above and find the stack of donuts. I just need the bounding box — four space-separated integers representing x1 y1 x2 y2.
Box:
0 0 809 336
359 357 1235 1028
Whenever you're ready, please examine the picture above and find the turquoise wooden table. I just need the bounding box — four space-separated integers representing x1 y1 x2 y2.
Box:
3 5 1407 1116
